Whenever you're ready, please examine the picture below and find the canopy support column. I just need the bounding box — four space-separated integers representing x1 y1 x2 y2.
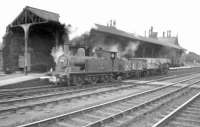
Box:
21 24 31 75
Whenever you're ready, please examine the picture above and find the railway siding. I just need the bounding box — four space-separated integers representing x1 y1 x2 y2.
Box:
15 76 200 127
0 69 200 127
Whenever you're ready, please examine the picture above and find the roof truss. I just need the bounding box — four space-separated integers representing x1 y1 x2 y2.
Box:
11 9 46 27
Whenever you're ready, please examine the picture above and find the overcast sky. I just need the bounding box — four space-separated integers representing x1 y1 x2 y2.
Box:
0 0 199 54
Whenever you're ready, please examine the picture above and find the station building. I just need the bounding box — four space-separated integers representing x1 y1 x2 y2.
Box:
89 24 184 67
2 6 69 73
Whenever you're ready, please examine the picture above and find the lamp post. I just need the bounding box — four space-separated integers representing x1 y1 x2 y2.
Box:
111 52 116 72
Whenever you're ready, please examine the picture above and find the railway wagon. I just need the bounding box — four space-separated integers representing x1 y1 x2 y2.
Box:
121 58 170 78
49 49 170 86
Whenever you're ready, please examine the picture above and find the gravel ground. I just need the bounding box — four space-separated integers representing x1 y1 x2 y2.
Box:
103 87 199 127
125 88 200 127
46 86 179 127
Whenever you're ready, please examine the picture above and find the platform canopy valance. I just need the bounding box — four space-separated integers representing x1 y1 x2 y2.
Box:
11 6 60 27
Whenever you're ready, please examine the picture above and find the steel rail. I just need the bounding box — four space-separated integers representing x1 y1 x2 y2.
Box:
0 85 56 92
152 91 200 127
0 82 125 98
0 83 136 105
105 82 200 127
123 71 198 84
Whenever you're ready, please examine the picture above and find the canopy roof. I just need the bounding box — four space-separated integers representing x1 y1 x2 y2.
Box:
92 24 183 50
11 6 60 26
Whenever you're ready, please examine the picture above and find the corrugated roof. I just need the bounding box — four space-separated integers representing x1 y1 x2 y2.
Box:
25 6 59 22
93 24 183 50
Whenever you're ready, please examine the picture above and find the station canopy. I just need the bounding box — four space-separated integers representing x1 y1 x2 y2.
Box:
92 24 184 50
3 6 66 73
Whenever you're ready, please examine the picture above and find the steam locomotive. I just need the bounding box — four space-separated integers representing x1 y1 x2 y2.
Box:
48 47 170 86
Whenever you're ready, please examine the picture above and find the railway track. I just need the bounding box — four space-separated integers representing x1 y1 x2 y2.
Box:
0 72 198 114
14 74 200 127
0 70 198 99
142 67 200 81
0 85 67 98
0 71 197 102
0 70 199 127
103 82 200 127
152 91 200 127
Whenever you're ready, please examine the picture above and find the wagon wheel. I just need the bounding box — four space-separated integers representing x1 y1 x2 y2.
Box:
117 76 122 81
109 74 115 82
86 76 93 85
99 75 104 83
104 75 110 83
136 71 141 79
91 76 97 85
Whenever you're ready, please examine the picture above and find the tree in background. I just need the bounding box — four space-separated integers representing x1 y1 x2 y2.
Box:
181 51 200 64
70 32 91 56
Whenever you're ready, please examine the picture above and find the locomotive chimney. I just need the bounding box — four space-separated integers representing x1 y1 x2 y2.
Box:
110 20 113 27
113 20 116 27
149 29 151 37
163 32 165 38
167 31 169 37
168 30 171 37
150 26 153 34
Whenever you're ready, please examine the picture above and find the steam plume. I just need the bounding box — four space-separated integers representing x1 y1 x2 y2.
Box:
51 46 64 63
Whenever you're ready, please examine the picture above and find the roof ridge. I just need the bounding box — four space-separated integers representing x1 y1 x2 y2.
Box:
93 24 183 50
25 6 59 16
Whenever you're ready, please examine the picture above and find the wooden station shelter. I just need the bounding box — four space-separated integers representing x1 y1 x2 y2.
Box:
2 6 68 74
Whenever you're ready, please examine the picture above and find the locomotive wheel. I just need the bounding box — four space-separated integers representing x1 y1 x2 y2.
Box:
144 71 149 77
99 75 104 83
87 76 93 84
104 75 110 83
74 76 84 86
117 76 122 81
136 71 140 79
71 76 77 86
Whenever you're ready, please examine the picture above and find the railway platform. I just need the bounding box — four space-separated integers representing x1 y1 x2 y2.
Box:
0 72 46 88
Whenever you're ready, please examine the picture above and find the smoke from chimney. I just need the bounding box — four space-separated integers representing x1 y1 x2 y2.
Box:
113 20 116 27
51 46 64 63
121 41 139 58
